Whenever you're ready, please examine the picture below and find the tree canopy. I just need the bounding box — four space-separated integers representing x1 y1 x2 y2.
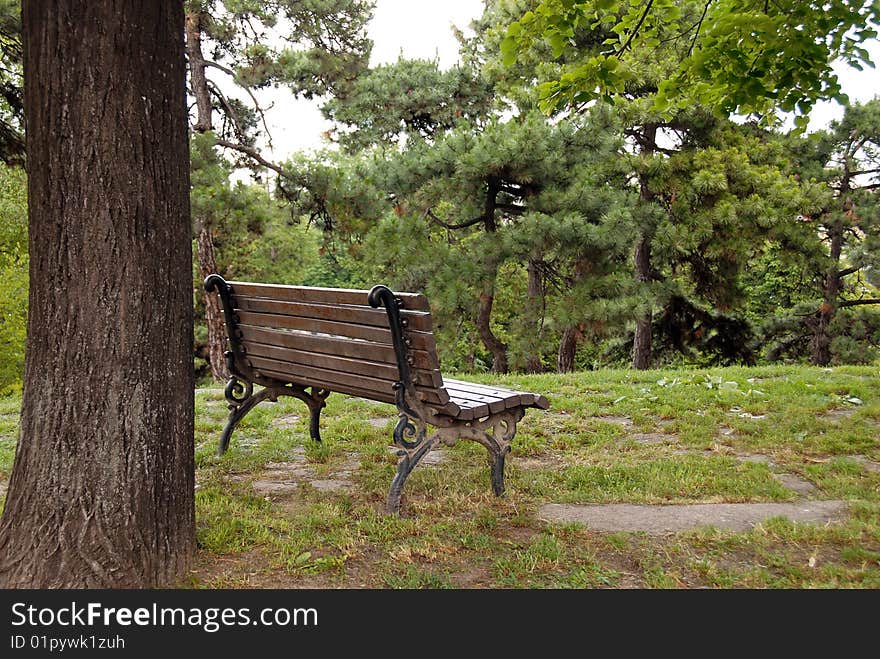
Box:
502 0 880 129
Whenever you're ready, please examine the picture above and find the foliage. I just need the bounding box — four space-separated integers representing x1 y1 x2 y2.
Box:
829 308 880 364
185 0 373 168
190 134 321 380
0 162 26 392
322 57 494 152
193 0 373 97
320 108 637 371
274 0 879 371
502 0 880 130
758 100 880 364
0 0 22 165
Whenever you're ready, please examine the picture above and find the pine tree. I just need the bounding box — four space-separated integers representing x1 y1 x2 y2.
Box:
185 0 372 380
775 100 880 365
492 0 807 368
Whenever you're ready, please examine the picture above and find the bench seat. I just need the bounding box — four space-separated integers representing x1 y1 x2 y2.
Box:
436 378 549 420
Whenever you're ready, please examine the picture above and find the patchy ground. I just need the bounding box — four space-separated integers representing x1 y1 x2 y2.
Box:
2 365 880 588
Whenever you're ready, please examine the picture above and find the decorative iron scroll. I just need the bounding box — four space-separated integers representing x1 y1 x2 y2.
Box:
204 273 332 456
369 285 431 452
384 408 526 513
204 274 253 382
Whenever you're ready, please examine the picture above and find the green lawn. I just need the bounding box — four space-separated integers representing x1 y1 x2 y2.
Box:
1 364 878 588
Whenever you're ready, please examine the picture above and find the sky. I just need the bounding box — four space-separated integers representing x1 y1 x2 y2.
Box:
256 0 483 161
253 0 880 163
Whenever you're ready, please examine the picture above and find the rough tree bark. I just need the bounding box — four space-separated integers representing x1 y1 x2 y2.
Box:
473 178 509 373
0 1 194 587
196 218 228 380
632 234 654 370
557 326 582 373
632 123 659 371
811 219 843 366
186 9 229 381
477 271 509 374
523 256 545 373
185 10 212 133
557 258 590 372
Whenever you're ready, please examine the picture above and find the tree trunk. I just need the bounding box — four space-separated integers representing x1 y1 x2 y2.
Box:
185 10 212 133
557 326 582 373
196 219 229 381
473 181 509 373
0 1 194 587
477 268 508 374
186 10 230 381
811 220 844 366
632 234 653 370
523 257 545 373
631 123 658 371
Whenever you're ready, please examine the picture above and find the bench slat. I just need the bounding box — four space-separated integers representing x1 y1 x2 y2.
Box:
234 296 434 332
239 325 440 372
242 341 444 388
443 377 549 410
444 397 489 420
218 279 549 424
248 356 450 406
228 281 431 311
234 310 438 352
441 383 508 414
238 310 393 344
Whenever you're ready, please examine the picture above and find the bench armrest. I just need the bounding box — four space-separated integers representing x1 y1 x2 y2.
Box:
368 284 423 419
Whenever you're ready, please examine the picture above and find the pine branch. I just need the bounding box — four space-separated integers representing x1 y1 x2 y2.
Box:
425 209 487 230
839 298 880 308
214 138 290 179
203 60 275 148
207 81 245 140
203 59 235 77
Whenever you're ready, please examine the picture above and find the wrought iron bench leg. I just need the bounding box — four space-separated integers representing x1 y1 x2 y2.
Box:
217 378 330 456
387 433 441 513
489 448 507 496
452 408 525 498
305 387 330 444
384 408 526 512
218 386 278 455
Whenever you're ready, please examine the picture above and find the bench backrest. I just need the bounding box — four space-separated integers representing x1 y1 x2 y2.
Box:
223 280 451 408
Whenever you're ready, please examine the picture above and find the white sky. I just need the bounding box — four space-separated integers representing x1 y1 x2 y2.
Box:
256 0 483 161
252 0 880 163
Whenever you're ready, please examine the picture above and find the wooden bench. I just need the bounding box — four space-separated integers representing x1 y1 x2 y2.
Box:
203 274 550 513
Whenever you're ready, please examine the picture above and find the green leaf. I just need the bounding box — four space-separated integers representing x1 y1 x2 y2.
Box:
548 31 567 58
501 36 518 66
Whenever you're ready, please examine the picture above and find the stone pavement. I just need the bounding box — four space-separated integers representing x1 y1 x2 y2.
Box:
538 500 849 534
528 411 867 534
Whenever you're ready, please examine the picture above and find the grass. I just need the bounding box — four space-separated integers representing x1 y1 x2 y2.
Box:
0 363 878 588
